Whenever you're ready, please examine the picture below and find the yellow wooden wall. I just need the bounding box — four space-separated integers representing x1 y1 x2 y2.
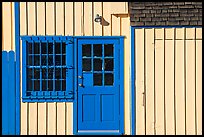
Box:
135 28 202 135
2 2 130 135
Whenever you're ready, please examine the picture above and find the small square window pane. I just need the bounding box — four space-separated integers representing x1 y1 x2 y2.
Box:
34 68 40 79
82 59 91 71
48 43 53 54
55 80 61 91
62 80 66 91
94 73 102 86
104 44 114 57
27 79 33 91
28 43 33 54
94 44 102 57
41 43 47 54
48 68 54 79
27 68 33 79
28 55 33 66
42 68 47 79
105 73 114 86
62 43 66 54
55 68 61 79
55 55 61 65
41 55 47 66
104 59 114 71
62 55 65 65
34 55 40 66
34 80 40 91
48 55 53 65
34 43 40 54
94 59 102 71
62 68 66 79
55 43 61 54
48 80 53 91
82 44 91 57
42 80 47 91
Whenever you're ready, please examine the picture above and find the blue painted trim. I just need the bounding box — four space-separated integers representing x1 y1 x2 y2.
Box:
131 26 202 28
131 27 136 135
15 2 20 135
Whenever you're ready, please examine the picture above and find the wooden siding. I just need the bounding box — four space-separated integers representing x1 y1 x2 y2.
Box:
134 27 202 135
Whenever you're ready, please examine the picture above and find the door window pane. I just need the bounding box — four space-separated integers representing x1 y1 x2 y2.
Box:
104 44 113 57
105 73 114 85
104 59 114 71
93 44 102 57
41 43 47 54
93 73 102 86
94 59 102 71
82 44 91 57
83 59 92 71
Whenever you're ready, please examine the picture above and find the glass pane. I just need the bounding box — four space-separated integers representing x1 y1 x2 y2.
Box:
28 42 33 54
93 73 102 86
48 80 53 91
55 42 61 54
104 59 114 71
42 68 47 79
55 68 61 79
55 55 61 65
28 55 33 66
48 68 54 79
62 42 66 54
82 59 91 71
105 73 114 85
48 55 53 65
82 44 91 57
48 43 53 54
93 44 102 57
27 68 33 79
62 55 65 65
104 44 113 57
34 68 40 79
62 80 66 91
55 80 61 91
41 55 47 66
34 55 40 66
34 43 40 54
94 59 102 71
62 68 66 79
41 43 47 54
42 80 47 91
34 80 40 91
27 79 32 91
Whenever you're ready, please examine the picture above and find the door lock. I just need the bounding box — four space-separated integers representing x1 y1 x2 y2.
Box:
78 76 83 79
79 84 83 87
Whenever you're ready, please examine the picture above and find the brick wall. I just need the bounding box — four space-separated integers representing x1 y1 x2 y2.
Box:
129 2 202 26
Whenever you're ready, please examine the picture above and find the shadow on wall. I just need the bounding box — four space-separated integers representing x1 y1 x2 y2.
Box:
100 17 110 26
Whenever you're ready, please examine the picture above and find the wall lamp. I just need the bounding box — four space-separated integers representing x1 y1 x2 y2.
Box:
94 14 102 23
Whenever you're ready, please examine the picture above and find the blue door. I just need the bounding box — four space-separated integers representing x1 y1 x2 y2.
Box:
77 38 123 134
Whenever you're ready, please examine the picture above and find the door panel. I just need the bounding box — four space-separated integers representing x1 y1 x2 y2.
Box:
77 38 121 132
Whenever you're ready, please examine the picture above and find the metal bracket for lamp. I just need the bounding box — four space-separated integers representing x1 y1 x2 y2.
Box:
94 14 102 23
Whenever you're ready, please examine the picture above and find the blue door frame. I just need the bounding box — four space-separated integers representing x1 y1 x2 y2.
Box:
73 36 124 135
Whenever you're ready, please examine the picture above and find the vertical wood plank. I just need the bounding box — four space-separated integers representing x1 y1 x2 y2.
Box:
93 2 102 36
2 2 12 51
56 2 65 135
155 28 165 135
20 2 27 135
66 103 73 135
65 2 73 36
111 15 120 36
36 2 46 135
186 39 196 135
27 2 38 135
145 28 155 135
74 2 82 36
103 2 111 36
195 39 202 135
175 28 185 134
11 2 15 50
84 2 93 36
46 2 56 135
135 29 145 135
121 17 130 135
164 29 175 135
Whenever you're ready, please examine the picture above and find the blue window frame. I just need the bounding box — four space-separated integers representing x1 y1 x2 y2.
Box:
21 36 74 102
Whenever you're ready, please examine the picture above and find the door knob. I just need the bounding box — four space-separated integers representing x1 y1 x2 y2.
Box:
79 84 83 87
78 76 83 79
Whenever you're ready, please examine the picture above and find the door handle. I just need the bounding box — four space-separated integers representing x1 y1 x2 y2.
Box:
79 84 83 87
78 76 83 79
